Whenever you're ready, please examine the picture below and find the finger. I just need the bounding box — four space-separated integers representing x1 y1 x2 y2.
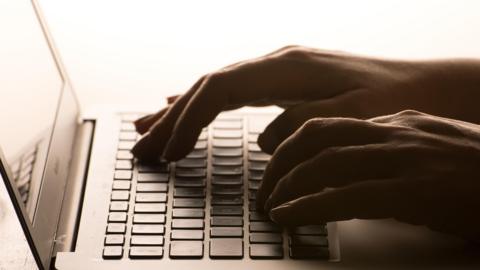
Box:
131 76 206 161
265 144 400 210
256 118 391 210
258 88 370 154
269 178 412 227
134 106 170 135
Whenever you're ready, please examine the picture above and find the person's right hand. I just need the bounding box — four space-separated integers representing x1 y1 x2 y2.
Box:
131 45 480 162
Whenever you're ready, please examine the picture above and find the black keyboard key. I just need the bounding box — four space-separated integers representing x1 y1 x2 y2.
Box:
114 170 132 180
213 129 242 139
249 211 269 221
129 246 163 259
108 212 128 223
174 178 206 188
137 173 169 183
289 235 328 246
176 158 207 168
249 171 264 181
134 203 166 213
176 168 207 178
212 148 243 157
169 241 203 259
135 193 167 203
212 157 243 166
211 217 243 227
212 166 243 176
136 183 168 193
106 223 126 234
186 149 207 159
210 227 243 238
111 190 130 201
250 244 283 259
130 235 164 246
131 224 165 235
249 222 282 233
137 163 169 173
105 235 125 245
211 186 243 196
248 152 270 162
112 180 131 190
250 233 283 244
172 208 205 219
174 188 206 198
292 225 328 235
173 198 205 208
209 238 243 259
171 230 204 240
289 246 329 259
248 161 267 171
172 219 204 229
117 150 133 160
110 202 129 212
248 191 257 201
211 206 243 216
133 214 166 224
115 160 133 170
248 181 261 190
103 246 123 259
211 176 243 186
211 195 243 206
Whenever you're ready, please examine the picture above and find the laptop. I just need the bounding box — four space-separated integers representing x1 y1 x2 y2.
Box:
1 1 480 269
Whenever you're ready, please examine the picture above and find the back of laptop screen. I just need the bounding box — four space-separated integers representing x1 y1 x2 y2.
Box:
0 0 62 224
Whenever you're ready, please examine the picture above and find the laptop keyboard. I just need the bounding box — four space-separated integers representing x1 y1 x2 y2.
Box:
103 114 329 260
11 146 39 204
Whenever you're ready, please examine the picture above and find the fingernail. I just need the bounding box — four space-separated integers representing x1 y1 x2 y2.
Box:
269 203 291 223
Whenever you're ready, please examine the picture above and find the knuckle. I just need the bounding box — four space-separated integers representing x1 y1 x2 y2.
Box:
278 45 309 59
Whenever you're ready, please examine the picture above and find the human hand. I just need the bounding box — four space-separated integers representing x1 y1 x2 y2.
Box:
132 46 442 161
259 110 480 241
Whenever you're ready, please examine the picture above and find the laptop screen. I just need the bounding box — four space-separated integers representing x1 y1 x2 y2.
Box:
0 1 62 223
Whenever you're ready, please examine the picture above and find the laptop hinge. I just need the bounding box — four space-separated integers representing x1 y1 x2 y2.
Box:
52 120 95 255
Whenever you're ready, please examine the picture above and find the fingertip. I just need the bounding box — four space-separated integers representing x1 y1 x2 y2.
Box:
257 130 278 154
269 202 292 224
131 135 161 162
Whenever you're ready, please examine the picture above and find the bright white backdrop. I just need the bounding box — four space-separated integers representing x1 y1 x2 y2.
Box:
39 0 480 109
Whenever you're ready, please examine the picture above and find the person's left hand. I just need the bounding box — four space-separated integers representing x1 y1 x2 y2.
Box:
259 110 480 242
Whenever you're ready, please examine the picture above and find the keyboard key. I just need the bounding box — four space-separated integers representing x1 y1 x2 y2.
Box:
132 224 165 235
248 152 270 162
209 238 243 259
117 150 133 160
212 148 243 157
211 186 243 196
129 246 163 259
248 181 261 190
186 149 207 159
249 211 269 221
106 223 126 234
248 161 267 171
250 244 283 259
110 201 129 212
112 180 131 190
248 191 257 201
105 234 125 245
172 208 205 219
212 166 243 176
135 193 167 203
137 162 169 173
289 246 329 259
211 217 243 227
108 212 128 223
169 241 203 259
111 190 130 201
213 129 242 139
292 225 328 235
120 122 136 131
118 141 135 150
134 203 166 213
136 183 168 193
197 131 208 141
212 139 242 148
248 143 262 152
247 133 259 143
249 171 264 181
172 219 204 229
213 121 242 129
171 230 204 240
211 176 243 186
137 173 169 183
176 168 207 178
130 235 164 246
210 227 243 238
119 131 137 141
115 160 133 170
211 206 243 216
211 195 243 206
174 178 206 188
212 157 243 166
194 141 207 150
173 198 205 208
249 222 282 233
121 114 140 122
289 235 328 246
176 158 207 168
133 214 166 224
103 246 123 259
250 233 282 244
114 170 132 180
174 188 206 198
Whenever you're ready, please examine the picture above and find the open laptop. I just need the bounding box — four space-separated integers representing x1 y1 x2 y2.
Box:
1 1 480 269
